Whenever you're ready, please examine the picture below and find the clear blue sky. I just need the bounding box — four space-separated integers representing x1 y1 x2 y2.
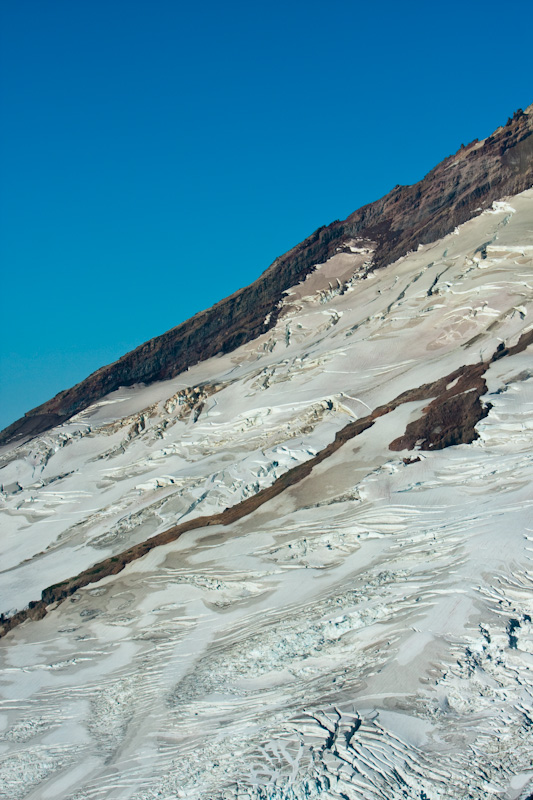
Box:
1 0 532 431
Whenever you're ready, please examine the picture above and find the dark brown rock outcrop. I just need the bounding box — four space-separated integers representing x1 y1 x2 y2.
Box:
1 105 532 447
389 364 490 451
388 328 533 452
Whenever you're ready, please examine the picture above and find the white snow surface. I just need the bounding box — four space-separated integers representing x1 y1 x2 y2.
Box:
1 188 533 799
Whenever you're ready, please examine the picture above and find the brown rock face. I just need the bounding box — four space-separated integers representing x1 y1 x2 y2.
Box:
388 329 533 452
389 364 490 452
1 106 532 447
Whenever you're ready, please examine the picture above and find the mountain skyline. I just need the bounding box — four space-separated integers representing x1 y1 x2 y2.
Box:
2 0 533 432
2 103 532 447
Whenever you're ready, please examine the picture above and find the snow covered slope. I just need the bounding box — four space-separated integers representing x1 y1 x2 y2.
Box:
1 187 533 798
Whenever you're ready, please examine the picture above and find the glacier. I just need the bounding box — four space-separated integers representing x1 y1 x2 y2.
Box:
0 189 532 799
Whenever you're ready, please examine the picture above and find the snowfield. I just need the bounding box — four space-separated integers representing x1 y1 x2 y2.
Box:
1 189 533 799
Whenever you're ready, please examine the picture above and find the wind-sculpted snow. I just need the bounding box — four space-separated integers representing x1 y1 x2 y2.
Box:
1 190 533 798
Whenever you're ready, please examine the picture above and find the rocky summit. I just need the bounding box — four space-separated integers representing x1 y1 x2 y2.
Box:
1 105 533 800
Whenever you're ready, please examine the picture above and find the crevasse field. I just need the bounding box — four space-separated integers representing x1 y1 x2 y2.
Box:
1 190 532 799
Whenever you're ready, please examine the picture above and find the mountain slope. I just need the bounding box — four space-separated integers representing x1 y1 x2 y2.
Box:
0 107 533 800
1 105 532 447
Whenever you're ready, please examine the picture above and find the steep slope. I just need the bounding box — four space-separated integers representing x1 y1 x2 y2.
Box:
1 172 532 800
1 105 532 447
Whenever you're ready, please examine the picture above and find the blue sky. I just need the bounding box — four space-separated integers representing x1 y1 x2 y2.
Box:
1 0 532 431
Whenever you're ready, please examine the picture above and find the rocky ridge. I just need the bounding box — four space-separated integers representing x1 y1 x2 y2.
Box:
1 105 532 447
